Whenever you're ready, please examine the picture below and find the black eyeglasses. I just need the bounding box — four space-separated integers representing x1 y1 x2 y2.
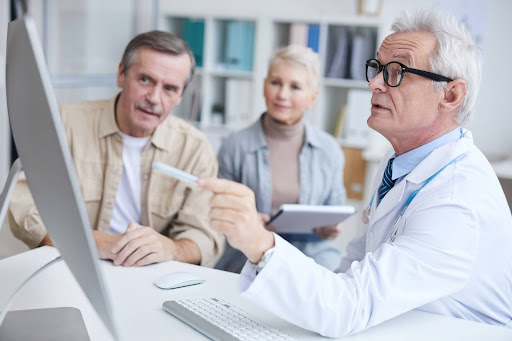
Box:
365 59 453 87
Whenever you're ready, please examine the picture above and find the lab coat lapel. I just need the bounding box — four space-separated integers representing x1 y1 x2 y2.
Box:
372 177 407 224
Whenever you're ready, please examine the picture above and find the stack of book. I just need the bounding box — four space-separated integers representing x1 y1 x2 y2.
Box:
325 26 376 80
224 79 252 128
333 89 372 147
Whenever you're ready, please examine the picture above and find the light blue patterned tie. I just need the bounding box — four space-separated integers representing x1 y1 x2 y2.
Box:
379 158 395 202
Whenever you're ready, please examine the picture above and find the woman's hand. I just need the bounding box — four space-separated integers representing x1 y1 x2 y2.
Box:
313 223 342 240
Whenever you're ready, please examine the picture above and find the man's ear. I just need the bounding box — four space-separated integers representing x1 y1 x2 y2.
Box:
439 79 466 113
117 62 125 88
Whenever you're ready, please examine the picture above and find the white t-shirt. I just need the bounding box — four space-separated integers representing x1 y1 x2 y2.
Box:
109 132 150 234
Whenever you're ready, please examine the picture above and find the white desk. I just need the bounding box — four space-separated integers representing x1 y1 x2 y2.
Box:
0 247 510 341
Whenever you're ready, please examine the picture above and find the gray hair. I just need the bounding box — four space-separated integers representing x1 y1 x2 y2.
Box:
391 9 482 125
120 30 196 93
268 45 321 90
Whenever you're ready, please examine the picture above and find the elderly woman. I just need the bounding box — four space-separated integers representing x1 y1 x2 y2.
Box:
214 45 346 273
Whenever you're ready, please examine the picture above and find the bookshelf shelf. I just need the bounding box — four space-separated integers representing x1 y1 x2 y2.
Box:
209 69 254 79
321 78 369 89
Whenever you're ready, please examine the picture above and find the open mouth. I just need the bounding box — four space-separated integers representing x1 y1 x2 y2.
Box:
372 103 387 110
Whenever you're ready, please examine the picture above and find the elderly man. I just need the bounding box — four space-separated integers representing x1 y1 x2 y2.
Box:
9 31 223 268
199 9 512 337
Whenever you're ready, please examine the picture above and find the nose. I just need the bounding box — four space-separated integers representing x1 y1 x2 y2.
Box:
277 85 289 99
146 86 161 104
368 71 387 93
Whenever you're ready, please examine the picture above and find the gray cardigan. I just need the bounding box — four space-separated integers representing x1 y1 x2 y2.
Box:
217 114 346 242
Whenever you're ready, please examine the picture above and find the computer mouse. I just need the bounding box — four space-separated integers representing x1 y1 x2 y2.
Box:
154 271 205 290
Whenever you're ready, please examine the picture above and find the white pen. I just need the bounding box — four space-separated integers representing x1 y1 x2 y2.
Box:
152 161 198 185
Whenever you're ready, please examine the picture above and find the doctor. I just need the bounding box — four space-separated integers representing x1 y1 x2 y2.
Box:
199 9 512 338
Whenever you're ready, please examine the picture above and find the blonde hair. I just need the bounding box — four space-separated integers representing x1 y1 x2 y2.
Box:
267 45 321 89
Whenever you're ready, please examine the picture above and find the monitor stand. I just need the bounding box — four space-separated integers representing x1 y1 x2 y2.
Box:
0 307 90 341
0 159 90 341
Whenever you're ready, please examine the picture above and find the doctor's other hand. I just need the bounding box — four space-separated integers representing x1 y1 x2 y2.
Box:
198 177 275 263
313 223 342 240
258 212 277 232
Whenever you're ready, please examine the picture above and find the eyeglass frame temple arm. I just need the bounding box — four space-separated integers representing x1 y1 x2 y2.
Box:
403 66 453 83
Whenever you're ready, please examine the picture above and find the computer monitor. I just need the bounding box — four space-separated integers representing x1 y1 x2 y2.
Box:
5 16 118 339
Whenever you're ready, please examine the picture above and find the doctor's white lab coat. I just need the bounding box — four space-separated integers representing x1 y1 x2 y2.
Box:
239 130 512 338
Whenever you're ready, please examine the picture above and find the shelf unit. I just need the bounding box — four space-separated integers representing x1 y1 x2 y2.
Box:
164 16 259 130
161 13 381 146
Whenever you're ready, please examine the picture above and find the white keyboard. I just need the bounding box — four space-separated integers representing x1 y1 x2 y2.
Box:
162 298 296 341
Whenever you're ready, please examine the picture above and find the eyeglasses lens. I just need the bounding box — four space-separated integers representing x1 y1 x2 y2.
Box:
386 62 403 87
366 60 380 82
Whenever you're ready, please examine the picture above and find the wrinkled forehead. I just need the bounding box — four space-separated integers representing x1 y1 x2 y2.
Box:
377 31 437 68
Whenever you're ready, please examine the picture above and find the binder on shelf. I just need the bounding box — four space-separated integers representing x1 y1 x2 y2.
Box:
289 23 308 46
349 28 376 80
326 26 350 79
183 19 205 67
333 105 346 139
307 24 320 52
225 21 255 71
190 89 202 122
225 79 252 128
342 89 372 148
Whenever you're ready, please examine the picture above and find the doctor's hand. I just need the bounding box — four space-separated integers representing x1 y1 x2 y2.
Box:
198 178 275 264
313 223 342 240
258 212 276 232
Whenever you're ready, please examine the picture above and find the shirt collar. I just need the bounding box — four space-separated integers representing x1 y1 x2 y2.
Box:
150 115 177 151
392 126 463 180
97 94 175 151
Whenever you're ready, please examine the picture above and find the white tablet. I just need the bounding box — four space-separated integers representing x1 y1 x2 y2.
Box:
266 204 356 234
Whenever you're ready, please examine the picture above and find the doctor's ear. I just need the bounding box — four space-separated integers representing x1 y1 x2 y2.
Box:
439 79 466 113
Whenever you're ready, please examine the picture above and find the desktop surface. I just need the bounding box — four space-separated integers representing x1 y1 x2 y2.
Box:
0 247 510 341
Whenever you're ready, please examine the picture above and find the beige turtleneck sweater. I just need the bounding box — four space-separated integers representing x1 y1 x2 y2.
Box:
262 113 305 215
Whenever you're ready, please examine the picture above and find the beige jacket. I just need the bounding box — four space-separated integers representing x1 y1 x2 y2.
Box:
9 96 223 267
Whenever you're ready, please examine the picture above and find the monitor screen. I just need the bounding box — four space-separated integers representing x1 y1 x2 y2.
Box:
6 16 118 339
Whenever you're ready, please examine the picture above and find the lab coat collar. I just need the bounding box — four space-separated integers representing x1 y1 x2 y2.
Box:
371 129 473 224
406 129 473 184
